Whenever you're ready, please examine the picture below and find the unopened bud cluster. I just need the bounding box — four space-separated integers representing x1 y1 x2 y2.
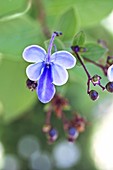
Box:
42 94 87 144
71 45 113 101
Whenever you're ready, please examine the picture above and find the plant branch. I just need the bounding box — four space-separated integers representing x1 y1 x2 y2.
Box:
75 52 91 79
45 110 52 125
34 0 51 38
84 57 107 76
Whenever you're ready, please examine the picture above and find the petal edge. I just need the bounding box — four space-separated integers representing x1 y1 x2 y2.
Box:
52 64 68 86
107 64 113 82
23 45 46 63
51 51 76 69
26 62 44 81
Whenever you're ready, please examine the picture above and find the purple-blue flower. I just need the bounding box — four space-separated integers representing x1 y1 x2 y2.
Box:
23 32 76 103
107 64 113 82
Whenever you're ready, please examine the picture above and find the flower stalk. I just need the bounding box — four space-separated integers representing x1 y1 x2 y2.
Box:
71 46 105 96
84 57 107 76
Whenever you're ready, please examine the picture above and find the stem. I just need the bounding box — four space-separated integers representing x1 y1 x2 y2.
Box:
61 112 69 130
84 57 104 68
71 51 91 93
62 112 68 124
75 52 91 79
45 110 52 125
98 84 105 91
87 79 91 94
84 57 107 76
35 0 51 38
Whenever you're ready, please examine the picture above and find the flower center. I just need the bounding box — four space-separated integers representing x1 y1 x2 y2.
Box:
46 62 50 68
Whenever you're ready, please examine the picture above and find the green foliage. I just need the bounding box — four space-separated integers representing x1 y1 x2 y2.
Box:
82 43 108 61
0 0 28 16
84 25 113 54
72 31 85 46
56 7 79 41
44 0 113 27
0 0 113 169
0 16 44 61
0 59 36 122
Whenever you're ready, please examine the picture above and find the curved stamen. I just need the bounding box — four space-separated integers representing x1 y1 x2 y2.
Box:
46 32 62 63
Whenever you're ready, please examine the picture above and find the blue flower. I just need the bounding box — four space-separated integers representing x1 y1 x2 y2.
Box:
23 32 76 103
107 64 113 82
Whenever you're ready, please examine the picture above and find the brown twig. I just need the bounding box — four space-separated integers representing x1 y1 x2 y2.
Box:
34 0 51 38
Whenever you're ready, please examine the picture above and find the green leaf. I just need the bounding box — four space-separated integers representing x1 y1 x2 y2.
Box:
84 25 113 55
72 31 85 46
44 38 65 52
0 15 44 61
44 0 113 27
82 43 108 61
55 6 79 41
0 0 28 17
0 59 37 122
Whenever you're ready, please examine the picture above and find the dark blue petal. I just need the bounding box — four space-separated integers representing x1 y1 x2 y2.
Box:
37 64 56 103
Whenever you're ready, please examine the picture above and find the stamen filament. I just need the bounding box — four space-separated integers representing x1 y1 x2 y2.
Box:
47 32 62 63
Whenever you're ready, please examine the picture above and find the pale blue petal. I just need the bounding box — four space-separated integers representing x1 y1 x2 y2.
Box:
26 62 44 81
107 64 113 82
50 51 76 69
51 64 68 86
37 65 56 103
23 45 46 63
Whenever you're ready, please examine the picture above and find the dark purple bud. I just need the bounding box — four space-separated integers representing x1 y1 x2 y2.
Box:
49 128 57 137
68 127 76 136
106 82 113 93
68 127 79 142
71 46 80 53
26 79 37 91
89 90 99 101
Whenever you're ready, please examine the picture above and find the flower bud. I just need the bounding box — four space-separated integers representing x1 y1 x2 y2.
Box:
105 82 113 93
71 46 80 53
89 90 99 101
68 127 79 142
26 79 37 91
48 128 58 142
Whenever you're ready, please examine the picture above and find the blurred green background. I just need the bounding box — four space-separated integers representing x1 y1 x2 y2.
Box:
0 0 113 169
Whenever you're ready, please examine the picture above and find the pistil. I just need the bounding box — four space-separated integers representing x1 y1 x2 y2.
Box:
46 32 62 63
